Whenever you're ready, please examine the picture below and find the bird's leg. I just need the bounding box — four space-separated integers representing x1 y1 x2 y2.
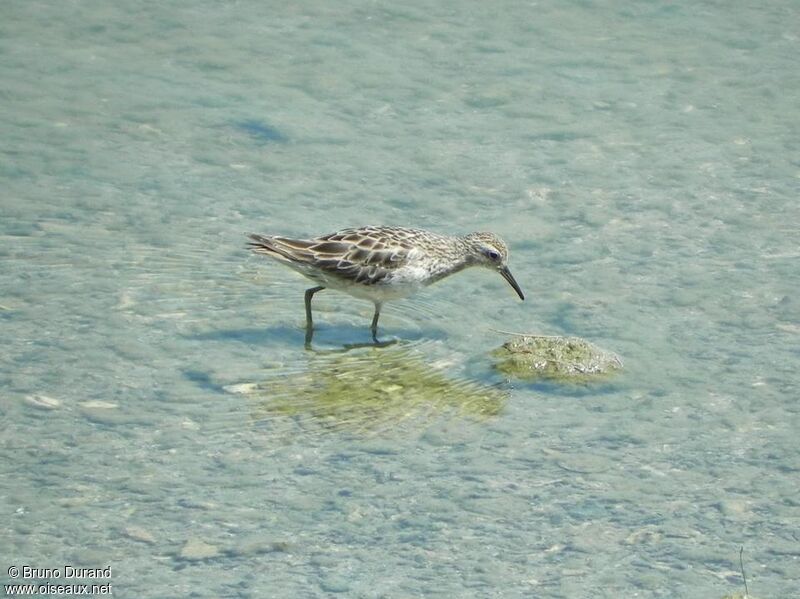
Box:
304 286 325 344
370 302 382 342
304 286 325 326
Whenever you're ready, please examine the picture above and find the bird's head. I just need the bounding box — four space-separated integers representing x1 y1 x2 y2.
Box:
464 232 524 300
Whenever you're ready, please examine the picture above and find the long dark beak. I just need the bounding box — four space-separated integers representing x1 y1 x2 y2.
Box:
499 266 525 300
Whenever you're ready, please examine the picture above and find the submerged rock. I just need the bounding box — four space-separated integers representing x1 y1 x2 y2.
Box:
24 394 62 410
492 334 622 382
179 538 219 561
225 345 506 434
123 526 156 544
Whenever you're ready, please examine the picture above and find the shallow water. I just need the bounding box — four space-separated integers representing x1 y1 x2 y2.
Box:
2 1 799 597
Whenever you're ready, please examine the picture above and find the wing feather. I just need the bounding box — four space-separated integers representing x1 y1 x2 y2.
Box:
249 227 418 286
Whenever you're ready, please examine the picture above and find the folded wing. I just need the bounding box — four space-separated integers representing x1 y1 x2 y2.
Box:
248 228 413 285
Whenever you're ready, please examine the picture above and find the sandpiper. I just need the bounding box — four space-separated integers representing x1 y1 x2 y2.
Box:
248 226 524 342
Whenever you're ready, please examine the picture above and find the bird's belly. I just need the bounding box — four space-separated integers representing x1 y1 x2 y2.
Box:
292 263 429 302
330 279 422 302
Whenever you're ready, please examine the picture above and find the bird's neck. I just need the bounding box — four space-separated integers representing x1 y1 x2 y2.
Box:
422 242 475 285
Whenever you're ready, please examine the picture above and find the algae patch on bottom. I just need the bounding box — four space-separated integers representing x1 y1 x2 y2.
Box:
492 334 622 383
225 345 506 435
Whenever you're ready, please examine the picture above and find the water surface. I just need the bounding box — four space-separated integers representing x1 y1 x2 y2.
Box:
2 1 799 597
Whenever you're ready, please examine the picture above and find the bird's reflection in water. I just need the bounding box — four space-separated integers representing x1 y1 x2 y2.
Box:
225 344 506 436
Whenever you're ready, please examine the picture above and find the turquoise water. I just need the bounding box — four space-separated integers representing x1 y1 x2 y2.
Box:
2 1 799 597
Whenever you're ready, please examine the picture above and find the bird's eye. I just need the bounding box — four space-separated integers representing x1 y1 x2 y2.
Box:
485 249 501 261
